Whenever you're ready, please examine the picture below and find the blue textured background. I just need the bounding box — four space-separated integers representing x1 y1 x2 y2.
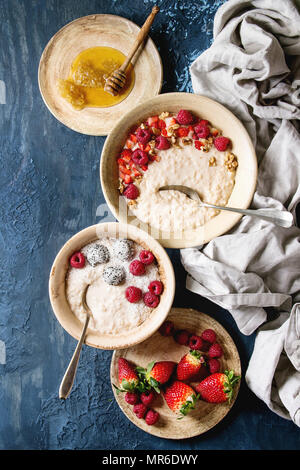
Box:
0 0 299 450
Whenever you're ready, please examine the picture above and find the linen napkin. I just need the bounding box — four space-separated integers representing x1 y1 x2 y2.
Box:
181 0 300 425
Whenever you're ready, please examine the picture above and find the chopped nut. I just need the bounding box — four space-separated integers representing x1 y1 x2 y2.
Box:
152 128 161 136
209 156 216 166
181 138 192 146
149 149 156 156
224 152 238 171
140 123 148 129
149 139 156 149
128 200 137 206
159 111 169 120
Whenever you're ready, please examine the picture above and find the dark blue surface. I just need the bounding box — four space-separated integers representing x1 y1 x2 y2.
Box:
0 0 299 450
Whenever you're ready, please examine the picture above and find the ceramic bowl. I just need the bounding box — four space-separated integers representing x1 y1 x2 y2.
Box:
49 222 175 349
100 92 257 248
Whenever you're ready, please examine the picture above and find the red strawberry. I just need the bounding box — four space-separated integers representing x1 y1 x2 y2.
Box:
176 350 205 381
195 370 240 404
163 381 199 416
137 361 176 393
117 358 139 392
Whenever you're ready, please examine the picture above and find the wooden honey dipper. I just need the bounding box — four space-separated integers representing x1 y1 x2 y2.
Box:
104 6 160 96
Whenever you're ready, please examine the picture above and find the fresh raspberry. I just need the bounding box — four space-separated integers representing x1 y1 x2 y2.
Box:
155 135 170 150
139 250 155 265
136 127 152 145
208 343 223 358
125 286 142 303
173 329 190 346
143 291 160 308
214 136 230 151
70 252 85 268
148 280 163 296
125 392 140 405
159 320 174 336
195 124 210 139
176 109 194 125
194 140 204 150
133 403 148 419
201 329 217 344
188 335 203 350
140 390 155 406
201 340 210 352
198 119 209 126
145 409 160 425
123 183 139 200
208 358 221 374
132 149 149 166
129 259 145 276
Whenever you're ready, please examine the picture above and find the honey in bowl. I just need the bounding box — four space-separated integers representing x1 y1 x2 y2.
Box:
58 46 135 109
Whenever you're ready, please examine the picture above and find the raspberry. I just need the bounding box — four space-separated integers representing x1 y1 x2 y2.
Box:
188 335 203 350
133 403 147 419
159 320 174 336
198 119 209 126
143 291 160 308
139 250 155 265
70 252 85 268
201 329 216 344
129 259 145 276
125 392 140 405
174 329 190 346
208 358 220 374
195 124 210 139
155 135 170 150
214 136 230 151
140 390 155 406
132 149 149 166
145 409 159 425
208 343 223 358
136 127 152 145
125 286 142 303
123 183 139 200
148 280 163 296
176 109 194 125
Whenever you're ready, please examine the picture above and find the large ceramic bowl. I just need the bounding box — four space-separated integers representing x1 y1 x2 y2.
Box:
100 92 257 248
49 222 175 349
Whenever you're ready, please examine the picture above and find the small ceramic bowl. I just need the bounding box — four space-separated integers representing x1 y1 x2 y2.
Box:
49 222 175 349
100 92 257 248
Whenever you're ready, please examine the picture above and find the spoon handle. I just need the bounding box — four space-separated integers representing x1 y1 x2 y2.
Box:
120 6 159 72
59 314 90 399
201 203 294 228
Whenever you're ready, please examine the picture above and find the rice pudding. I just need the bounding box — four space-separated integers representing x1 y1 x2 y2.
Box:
117 109 238 232
66 238 163 334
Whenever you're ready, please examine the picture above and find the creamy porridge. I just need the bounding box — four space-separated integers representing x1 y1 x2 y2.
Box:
66 238 163 334
117 109 238 232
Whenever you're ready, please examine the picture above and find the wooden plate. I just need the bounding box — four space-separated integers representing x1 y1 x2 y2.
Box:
38 14 163 135
111 308 241 439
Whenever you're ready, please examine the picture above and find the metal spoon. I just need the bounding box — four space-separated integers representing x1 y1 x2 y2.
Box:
159 185 294 228
59 284 91 399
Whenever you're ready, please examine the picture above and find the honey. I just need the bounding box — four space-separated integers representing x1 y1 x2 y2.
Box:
58 46 135 110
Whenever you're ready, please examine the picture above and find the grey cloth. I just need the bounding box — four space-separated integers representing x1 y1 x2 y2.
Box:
181 0 300 425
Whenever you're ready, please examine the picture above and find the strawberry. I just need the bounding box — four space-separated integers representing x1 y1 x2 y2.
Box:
136 361 176 393
163 381 199 417
176 350 205 381
116 358 139 392
195 370 240 404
